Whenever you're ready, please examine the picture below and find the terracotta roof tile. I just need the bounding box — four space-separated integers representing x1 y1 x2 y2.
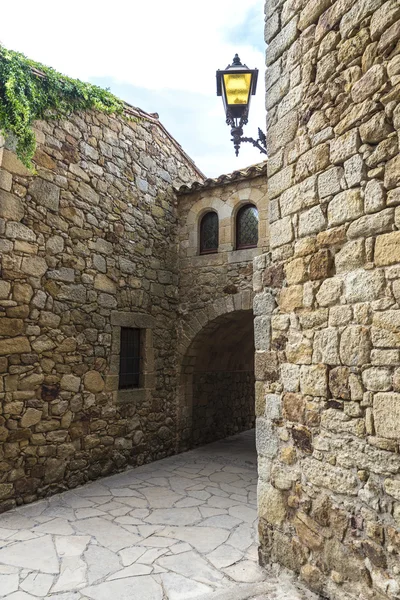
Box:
176 160 268 195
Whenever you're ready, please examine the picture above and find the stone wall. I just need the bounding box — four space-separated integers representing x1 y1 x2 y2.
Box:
176 169 268 448
0 107 201 511
192 371 255 446
257 1 400 598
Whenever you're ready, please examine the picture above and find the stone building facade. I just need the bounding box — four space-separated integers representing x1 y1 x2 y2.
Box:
176 167 268 448
0 106 202 511
256 1 400 599
0 100 268 511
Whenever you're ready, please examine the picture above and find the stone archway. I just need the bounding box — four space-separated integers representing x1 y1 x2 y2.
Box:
176 292 255 451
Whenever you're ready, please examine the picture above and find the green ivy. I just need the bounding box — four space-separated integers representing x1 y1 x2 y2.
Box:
0 45 126 168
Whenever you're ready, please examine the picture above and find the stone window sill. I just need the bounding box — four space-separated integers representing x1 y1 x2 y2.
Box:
117 388 147 404
228 247 261 264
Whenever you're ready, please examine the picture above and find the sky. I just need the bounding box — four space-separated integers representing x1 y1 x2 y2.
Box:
1 0 266 178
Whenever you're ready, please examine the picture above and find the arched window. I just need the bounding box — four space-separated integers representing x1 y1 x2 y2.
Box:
236 204 259 249
200 211 219 255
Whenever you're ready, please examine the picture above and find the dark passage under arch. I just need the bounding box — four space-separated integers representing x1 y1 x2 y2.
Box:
180 310 255 448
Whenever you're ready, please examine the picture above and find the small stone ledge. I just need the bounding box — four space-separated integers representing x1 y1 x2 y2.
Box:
110 311 155 329
116 388 147 404
228 247 261 264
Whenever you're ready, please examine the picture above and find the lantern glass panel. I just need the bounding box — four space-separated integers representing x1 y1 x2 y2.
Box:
223 72 252 105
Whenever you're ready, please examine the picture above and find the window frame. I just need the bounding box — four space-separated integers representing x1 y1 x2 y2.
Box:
199 210 219 255
119 327 142 390
235 203 259 250
109 312 155 404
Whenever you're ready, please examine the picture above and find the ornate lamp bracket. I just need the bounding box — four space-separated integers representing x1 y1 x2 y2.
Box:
231 122 267 157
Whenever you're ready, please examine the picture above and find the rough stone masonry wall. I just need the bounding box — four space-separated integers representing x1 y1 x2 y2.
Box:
176 175 268 448
0 109 200 512
192 371 255 445
257 1 400 599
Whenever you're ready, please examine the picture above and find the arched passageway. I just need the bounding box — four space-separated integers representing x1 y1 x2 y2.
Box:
178 310 255 449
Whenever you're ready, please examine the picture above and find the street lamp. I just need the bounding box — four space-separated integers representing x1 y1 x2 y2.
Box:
216 54 267 157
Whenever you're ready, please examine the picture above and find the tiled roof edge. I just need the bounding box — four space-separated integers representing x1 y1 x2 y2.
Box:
176 160 268 195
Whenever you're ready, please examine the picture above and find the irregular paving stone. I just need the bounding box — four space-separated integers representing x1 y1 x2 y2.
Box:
158 550 224 586
0 535 59 573
82 576 163 600
160 573 213 600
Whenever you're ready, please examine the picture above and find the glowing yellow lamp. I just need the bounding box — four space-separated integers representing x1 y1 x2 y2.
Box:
223 72 252 105
216 55 258 123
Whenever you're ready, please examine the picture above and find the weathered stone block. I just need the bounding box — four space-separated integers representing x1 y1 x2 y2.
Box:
362 368 392 391
94 274 116 294
360 112 394 144
328 189 363 227
266 16 299 66
279 285 303 312
351 65 386 103
283 393 306 422
21 409 42 428
384 155 400 189
318 166 343 199
309 250 332 280
364 180 386 214
254 316 271 351
269 165 295 200
340 326 371 366
344 154 366 188
60 374 81 393
83 371 105 393
255 352 279 382
375 231 400 266
330 129 359 164
21 256 48 278
303 458 359 495
267 110 298 155
300 364 328 396
344 268 385 303
285 258 307 284
0 191 24 221
0 318 24 337
270 216 294 249
316 278 342 307
299 0 332 30
372 311 400 347
280 176 318 217
329 367 351 399
371 0 400 39
313 328 340 365
347 208 394 239
265 10 280 43
281 363 300 392
253 291 276 316
374 393 400 439
29 178 60 211
295 145 330 183
256 417 279 458
378 17 400 53
258 480 286 524
0 337 31 356
299 205 327 237
340 0 387 39
335 240 365 273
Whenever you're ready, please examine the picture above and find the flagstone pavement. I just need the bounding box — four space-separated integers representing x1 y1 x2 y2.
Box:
0 430 316 600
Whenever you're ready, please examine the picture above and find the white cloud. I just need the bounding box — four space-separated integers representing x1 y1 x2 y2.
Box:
1 0 266 177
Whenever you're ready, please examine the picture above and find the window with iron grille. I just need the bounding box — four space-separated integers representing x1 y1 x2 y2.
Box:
236 204 259 249
200 211 219 254
119 328 141 389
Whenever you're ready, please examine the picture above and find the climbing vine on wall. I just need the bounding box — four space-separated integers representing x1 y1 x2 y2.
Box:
0 45 126 168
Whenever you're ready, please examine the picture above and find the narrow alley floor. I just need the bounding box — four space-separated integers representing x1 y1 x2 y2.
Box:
0 431 315 600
